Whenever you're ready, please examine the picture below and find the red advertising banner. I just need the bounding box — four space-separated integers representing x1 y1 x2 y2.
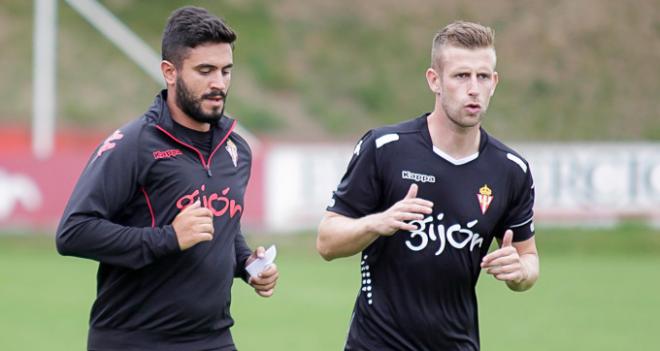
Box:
0 128 264 232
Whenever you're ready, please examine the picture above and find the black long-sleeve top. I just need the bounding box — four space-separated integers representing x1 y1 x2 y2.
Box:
56 90 252 351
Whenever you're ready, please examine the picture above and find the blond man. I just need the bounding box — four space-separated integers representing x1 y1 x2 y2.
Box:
318 21 539 350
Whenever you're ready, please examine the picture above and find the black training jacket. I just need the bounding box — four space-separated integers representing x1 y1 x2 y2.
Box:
56 90 253 351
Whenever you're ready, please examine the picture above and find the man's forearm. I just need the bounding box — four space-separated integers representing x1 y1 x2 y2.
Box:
56 215 179 269
316 213 381 261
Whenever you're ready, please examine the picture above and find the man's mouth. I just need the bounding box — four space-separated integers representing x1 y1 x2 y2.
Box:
203 91 226 102
203 95 225 107
465 103 481 114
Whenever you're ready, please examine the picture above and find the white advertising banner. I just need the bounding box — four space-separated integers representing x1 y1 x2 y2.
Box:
522 143 660 221
264 142 660 231
265 143 353 231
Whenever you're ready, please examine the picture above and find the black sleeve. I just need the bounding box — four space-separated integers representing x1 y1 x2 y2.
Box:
327 131 382 218
232 132 253 281
234 230 252 282
55 127 180 269
501 161 536 242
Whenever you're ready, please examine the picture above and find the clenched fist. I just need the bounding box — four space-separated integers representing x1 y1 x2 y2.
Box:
172 201 214 250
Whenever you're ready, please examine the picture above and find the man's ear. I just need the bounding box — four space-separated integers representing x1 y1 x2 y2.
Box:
161 60 177 86
426 67 442 95
490 71 499 97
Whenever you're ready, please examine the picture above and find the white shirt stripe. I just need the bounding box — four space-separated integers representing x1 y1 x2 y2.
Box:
506 153 528 173
510 217 534 228
375 133 399 148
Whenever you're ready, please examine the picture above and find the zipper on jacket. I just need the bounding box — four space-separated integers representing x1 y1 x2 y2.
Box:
154 120 237 178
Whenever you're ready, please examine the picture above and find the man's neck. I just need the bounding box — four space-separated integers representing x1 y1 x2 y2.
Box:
426 110 481 160
166 97 211 132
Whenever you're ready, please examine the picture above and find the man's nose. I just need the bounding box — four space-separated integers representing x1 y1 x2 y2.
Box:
209 72 227 91
467 76 479 97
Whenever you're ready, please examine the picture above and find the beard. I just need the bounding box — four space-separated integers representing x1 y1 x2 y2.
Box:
175 77 228 124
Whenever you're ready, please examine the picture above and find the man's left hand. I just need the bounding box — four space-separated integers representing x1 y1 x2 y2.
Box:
480 230 526 284
246 246 279 297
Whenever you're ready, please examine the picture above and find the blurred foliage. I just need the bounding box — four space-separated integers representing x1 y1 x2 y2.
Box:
1 0 659 140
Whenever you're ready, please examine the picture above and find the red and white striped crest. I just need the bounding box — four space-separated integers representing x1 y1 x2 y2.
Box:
477 184 494 215
477 193 493 215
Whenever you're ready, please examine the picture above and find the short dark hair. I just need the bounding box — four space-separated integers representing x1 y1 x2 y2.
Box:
161 6 237 68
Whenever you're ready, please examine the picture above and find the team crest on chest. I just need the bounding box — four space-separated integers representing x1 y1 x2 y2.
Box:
477 184 493 215
225 139 238 167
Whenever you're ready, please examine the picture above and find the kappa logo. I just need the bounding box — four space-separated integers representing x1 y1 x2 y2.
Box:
477 184 493 215
353 139 363 156
225 139 238 167
401 170 436 183
95 130 124 158
153 149 183 160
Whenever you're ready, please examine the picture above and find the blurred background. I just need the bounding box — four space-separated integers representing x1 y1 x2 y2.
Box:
1 0 659 350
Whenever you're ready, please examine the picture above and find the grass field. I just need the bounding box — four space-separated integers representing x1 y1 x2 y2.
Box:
1 225 659 350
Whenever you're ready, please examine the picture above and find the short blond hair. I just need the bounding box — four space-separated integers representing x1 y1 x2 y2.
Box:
431 21 495 69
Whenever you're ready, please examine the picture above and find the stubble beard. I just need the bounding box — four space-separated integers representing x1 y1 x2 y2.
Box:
175 77 227 124
441 99 485 129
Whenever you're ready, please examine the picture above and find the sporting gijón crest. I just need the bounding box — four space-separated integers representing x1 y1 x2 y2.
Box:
477 184 493 215
225 139 238 167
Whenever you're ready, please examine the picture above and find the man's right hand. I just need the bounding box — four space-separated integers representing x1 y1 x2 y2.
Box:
366 183 433 236
317 183 434 260
172 201 214 250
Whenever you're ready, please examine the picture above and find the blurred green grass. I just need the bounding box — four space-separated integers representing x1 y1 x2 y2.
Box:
0 225 659 350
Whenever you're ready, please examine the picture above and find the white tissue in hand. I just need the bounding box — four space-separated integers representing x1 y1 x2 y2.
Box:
245 245 277 277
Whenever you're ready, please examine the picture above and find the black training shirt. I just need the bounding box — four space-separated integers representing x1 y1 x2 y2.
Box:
328 114 535 351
